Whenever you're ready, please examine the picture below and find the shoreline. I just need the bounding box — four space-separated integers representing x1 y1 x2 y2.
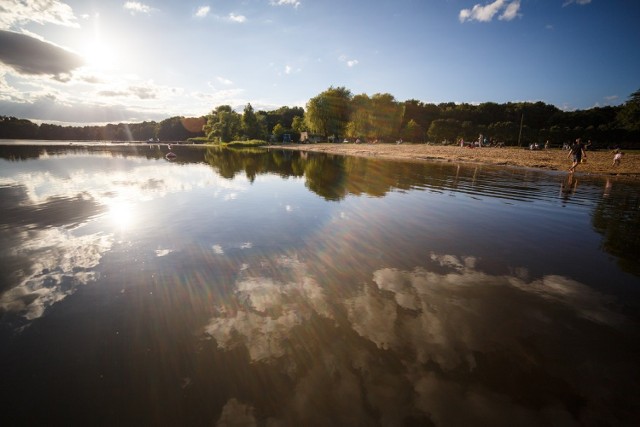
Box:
268 143 640 180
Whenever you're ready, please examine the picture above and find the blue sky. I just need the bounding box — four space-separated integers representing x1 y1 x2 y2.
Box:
0 0 638 125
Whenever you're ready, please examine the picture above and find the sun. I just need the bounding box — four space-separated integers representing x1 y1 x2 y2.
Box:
82 39 118 71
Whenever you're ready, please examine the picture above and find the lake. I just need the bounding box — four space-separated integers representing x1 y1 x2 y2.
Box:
1 142 639 426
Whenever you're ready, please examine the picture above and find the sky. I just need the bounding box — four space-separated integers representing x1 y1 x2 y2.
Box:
0 0 638 125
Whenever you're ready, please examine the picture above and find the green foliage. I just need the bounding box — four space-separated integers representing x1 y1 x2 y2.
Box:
291 116 305 133
272 123 285 138
257 106 304 135
157 116 204 141
205 105 241 142
305 86 352 137
401 119 424 142
0 116 39 139
427 119 462 144
369 93 404 141
241 103 263 140
617 88 640 133
488 122 520 145
3 89 640 147
346 93 373 139
224 139 267 147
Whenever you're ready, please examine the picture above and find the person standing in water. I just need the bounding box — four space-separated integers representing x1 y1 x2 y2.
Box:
568 138 586 173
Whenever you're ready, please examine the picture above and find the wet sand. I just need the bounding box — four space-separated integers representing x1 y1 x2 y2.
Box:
269 143 640 179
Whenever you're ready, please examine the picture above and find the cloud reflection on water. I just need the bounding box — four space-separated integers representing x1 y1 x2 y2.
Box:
205 253 636 426
0 155 251 325
0 227 112 320
205 256 334 362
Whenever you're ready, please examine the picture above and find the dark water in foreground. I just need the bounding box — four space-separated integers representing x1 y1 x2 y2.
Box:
1 143 639 426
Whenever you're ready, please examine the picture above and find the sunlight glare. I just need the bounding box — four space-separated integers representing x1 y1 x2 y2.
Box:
82 39 118 71
106 200 137 231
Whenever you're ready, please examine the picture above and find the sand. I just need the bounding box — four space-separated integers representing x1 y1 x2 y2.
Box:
268 143 640 179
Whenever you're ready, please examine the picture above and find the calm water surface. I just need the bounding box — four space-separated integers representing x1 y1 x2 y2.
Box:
1 143 639 426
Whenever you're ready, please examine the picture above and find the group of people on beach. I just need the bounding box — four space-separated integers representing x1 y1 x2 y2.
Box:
567 138 624 173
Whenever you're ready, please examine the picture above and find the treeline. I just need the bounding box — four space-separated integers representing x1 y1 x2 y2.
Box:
203 104 304 143
298 87 640 147
2 87 639 146
203 87 639 146
0 105 304 143
0 116 207 141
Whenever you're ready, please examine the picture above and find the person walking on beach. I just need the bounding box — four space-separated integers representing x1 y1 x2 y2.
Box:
612 149 623 167
568 138 586 173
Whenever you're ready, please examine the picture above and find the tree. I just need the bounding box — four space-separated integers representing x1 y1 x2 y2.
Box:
402 100 441 132
401 119 424 142
488 121 520 145
241 103 261 139
0 116 39 139
291 116 305 133
369 93 404 141
346 94 372 139
617 88 640 133
158 117 188 141
272 123 285 140
305 86 352 137
427 119 461 144
205 105 241 142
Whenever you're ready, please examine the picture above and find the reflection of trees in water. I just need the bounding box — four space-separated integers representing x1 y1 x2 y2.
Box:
592 183 640 275
4 145 561 203
0 144 187 161
202 147 466 201
204 146 306 183
302 155 347 201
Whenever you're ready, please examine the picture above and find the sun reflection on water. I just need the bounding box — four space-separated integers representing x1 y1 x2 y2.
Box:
105 200 137 231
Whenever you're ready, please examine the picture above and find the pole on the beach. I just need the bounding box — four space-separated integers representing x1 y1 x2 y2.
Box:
517 113 524 147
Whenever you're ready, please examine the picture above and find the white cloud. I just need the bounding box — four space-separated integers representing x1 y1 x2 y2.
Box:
216 76 233 85
194 5 210 18
123 1 153 15
459 0 520 23
270 0 301 8
499 0 520 21
0 0 79 29
339 54 359 68
227 13 246 23
284 65 292 74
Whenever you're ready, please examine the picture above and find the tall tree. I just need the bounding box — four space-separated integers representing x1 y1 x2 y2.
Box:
427 119 462 144
346 94 372 139
291 116 306 133
241 103 261 139
401 119 424 142
204 105 241 142
617 88 640 132
305 86 352 137
369 93 404 141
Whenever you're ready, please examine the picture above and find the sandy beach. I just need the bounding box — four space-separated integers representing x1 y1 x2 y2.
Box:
269 143 640 179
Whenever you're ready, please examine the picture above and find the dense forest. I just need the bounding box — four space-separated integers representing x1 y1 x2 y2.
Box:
2 87 639 147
